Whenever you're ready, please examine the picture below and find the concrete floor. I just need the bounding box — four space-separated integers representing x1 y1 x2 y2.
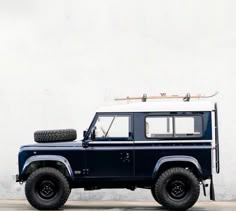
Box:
0 200 236 211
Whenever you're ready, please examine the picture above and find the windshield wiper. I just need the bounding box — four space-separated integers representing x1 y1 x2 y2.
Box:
105 116 116 137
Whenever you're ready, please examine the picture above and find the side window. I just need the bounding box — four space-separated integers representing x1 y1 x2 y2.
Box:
145 115 203 139
94 115 130 139
146 117 173 138
175 116 202 137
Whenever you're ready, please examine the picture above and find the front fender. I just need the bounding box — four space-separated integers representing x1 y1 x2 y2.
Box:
152 155 203 179
21 155 74 177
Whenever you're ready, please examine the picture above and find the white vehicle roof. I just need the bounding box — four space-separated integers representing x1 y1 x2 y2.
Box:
96 101 215 113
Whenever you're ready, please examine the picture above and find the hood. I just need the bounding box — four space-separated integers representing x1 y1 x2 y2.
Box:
20 140 83 149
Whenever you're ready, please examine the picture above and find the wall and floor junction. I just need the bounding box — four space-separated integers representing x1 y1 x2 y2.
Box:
0 0 235 201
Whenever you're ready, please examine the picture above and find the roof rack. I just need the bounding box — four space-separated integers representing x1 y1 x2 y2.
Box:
114 92 218 102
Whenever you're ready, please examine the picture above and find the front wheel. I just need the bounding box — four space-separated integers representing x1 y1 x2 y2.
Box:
155 167 200 210
25 167 71 210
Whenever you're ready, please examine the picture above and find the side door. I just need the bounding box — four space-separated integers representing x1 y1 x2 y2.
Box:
85 113 134 178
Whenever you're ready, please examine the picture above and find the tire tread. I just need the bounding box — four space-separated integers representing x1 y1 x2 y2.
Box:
34 129 77 143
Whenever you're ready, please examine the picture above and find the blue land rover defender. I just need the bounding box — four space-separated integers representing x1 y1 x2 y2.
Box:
16 101 220 210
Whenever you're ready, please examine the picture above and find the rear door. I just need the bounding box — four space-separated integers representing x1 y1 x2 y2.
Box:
214 103 220 173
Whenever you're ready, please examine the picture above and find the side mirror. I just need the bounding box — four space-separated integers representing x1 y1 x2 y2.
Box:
91 127 96 140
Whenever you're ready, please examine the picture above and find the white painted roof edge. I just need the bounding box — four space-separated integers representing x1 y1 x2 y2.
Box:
96 101 215 113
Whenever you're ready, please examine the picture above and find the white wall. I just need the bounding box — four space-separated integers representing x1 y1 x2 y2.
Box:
0 0 235 200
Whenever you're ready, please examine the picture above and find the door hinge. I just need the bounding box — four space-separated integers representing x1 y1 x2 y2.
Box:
120 152 130 163
82 169 89 175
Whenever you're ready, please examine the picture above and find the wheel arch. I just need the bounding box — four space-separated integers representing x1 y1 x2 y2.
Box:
21 155 74 181
152 156 203 180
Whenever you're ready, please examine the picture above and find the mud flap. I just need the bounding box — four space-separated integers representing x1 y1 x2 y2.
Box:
210 176 215 201
201 180 207 196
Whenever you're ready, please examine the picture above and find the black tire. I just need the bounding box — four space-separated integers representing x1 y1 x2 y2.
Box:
155 167 200 211
25 167 71 210
34 129 77 143
151 186 162 205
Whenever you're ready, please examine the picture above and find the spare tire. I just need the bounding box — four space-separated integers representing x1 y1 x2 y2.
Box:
34 129 77 143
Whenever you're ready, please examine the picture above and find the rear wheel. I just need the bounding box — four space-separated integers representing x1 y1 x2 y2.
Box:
155 167 200 210
25 167 71 210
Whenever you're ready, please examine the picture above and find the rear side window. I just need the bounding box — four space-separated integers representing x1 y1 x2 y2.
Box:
146 117 173 138
145 115 203 139
175 116 202 137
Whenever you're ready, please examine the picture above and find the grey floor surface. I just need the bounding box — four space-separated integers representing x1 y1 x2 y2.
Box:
1 200 236 211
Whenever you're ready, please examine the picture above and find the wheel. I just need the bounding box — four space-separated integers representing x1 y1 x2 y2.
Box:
151 186 162 205
34 129 77 143
25 167 71 210
155 167 200 211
